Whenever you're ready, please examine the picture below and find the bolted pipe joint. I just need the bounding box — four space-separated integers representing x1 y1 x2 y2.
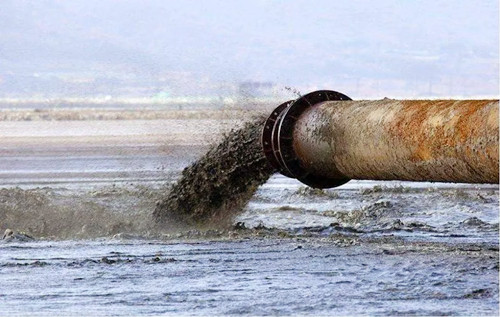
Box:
261 90 353 188
261 90 499 188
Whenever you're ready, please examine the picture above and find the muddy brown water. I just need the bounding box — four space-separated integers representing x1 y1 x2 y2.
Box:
0 116 498 316
153 116 275 226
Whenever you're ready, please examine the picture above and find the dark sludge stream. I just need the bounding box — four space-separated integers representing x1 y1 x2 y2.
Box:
153 116 275 226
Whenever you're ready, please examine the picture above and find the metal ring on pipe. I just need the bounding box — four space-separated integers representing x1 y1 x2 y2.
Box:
262 90 352 188
261 100 294 177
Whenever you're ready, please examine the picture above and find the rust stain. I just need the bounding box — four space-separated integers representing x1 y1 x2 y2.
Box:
290 99 498 185
388 100 496 164
415 144 433 161
454 101 488 143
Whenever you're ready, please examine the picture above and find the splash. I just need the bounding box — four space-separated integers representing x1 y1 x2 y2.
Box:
153 116 275 226
0 185 163 240
0 116 275 238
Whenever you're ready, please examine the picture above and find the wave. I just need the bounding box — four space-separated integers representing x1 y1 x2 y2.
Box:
0 185 171 240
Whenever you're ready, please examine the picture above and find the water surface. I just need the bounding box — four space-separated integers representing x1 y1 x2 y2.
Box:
0 118 497 316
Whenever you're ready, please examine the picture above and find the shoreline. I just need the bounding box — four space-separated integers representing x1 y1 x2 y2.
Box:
0 108 263 121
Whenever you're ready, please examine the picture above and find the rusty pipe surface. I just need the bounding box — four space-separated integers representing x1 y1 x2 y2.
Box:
261 90 499 188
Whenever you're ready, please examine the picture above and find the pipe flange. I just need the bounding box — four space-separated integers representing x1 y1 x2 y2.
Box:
261 100 294 176
277 90 352 188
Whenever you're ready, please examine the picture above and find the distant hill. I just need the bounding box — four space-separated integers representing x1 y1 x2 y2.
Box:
0 0 497 98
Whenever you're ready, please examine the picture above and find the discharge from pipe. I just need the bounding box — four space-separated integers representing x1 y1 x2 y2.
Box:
261 90 498 188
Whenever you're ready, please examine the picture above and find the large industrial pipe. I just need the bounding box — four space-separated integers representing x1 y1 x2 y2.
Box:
261 90 499 188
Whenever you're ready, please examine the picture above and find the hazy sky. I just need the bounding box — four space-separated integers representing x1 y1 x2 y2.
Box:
0 0 498 97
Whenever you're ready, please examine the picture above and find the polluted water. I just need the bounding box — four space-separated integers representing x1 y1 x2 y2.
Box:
0 112 498 316
153 115 274 226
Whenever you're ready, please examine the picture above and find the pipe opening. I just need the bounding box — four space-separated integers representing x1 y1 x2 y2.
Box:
261 90 352 188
